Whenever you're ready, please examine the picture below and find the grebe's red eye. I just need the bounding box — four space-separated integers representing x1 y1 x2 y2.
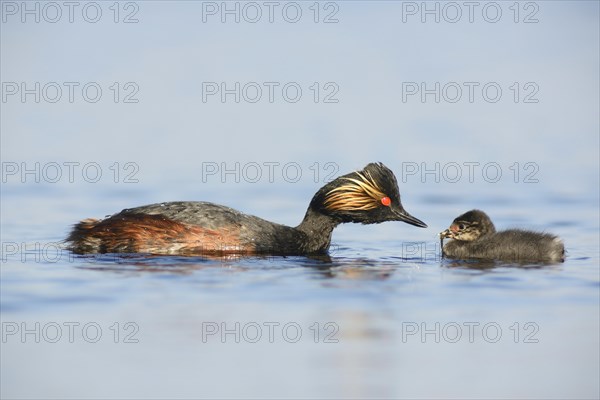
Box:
381 197 391 207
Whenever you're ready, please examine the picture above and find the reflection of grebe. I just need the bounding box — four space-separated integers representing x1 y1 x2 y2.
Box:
67 163 427 256
440 209 564 263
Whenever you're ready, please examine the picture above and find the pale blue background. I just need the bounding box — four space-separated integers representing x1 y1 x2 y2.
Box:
1 1 599 399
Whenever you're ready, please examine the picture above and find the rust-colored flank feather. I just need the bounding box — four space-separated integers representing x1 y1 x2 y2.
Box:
324 171 387 211
68 213 250 255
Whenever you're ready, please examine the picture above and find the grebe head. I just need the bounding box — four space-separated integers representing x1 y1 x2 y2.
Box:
310 162 427 227
440 209 496 241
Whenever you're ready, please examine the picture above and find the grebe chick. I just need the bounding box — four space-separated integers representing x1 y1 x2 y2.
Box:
439 210 564 263
67 162 427 256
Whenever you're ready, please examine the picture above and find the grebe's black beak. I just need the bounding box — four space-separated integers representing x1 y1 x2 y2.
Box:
392 207 428 228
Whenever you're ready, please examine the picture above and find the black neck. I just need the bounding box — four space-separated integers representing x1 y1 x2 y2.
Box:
295 208 341 253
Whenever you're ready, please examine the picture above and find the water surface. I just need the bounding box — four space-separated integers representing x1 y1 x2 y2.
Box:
2 181 598 399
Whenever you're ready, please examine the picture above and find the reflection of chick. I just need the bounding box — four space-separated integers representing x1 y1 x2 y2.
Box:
440 210 564 263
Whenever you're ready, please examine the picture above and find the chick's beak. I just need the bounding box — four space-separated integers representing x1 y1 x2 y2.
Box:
392 207 428 228
439 228 453 239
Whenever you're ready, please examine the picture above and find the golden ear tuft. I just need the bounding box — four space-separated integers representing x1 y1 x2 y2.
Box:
324 171 388 211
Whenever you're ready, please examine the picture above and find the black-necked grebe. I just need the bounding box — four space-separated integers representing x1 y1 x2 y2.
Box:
67 162 427 255
440 209 564 263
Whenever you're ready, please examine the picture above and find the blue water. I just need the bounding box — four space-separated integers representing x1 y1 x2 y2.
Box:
2 1 599 399
2 178 598 399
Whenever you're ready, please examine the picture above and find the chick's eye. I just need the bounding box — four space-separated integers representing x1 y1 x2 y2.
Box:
381 197 391 207
459 224 466 229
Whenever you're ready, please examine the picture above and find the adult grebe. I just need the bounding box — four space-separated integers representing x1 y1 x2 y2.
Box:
67 162 427 255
